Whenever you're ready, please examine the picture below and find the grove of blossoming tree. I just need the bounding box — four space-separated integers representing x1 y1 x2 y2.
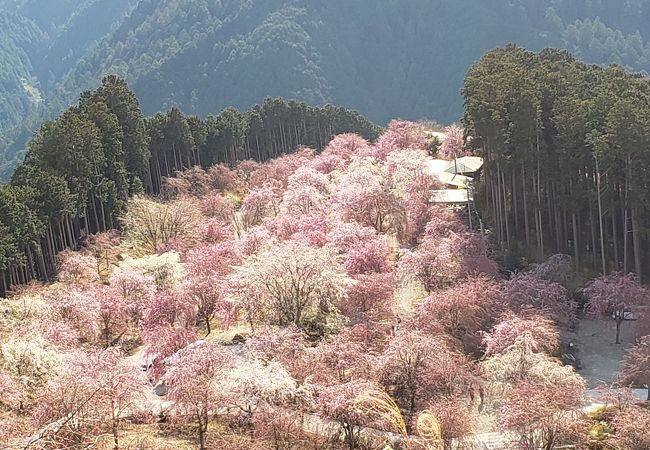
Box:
0 122 633 449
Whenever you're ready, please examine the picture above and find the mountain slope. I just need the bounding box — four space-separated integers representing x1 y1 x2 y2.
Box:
4 0 650 178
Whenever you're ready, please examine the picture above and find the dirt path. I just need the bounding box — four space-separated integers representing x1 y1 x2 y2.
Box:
569 318 636 387
125 346 172 414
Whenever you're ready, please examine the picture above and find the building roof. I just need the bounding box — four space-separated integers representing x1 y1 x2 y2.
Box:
437 172 472 188
445 156 484 174
430 189 472 203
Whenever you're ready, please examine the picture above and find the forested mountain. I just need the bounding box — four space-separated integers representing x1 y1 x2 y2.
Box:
4 0 650 178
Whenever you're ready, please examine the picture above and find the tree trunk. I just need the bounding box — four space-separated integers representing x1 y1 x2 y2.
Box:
198 412 207 450
501 168 510 246
112 401 119 450
512 171 519 232
522 163 530 249
612 205 619 271
572 212 579 270
623 207 630 274
536 160 544 260
589 203 597 271
632 207 642 282
596 157 607 275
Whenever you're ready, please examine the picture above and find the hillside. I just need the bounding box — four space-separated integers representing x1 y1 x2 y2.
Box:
4 0 650 177
0 76 380 288
2 112 650 449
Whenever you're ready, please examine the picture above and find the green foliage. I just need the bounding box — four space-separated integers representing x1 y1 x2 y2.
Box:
463 45 650 280
147 96 380 193
6 0 650 175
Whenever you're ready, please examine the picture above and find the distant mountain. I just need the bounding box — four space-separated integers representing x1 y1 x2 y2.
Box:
3 0 650 178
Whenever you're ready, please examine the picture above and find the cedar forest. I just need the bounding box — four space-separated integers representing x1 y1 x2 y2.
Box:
4 42 650 450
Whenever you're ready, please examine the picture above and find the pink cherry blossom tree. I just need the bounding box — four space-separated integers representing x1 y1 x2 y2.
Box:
438 124 470 159
246 325 311 381
280 166 331 215
333 159 404 234
281 183 328 215
184 242 241 334
162 343 234 449
139 286 199 375
240 185 280 229
375 120 429 160
0 372 24 414
483 311 561 357
312 329 373 383
422 206 467 240
287 166 330 193
57 251 100 286
43 286 101 344
142 288 196 331
96 285 130 348
344 322 394 353
401 174 442 245
161 175 193 199
200 192 235 222
198 217 233 243
249 149 313 190
262 213 330 247
342 272 395 325
207 163 238 191
317 379 381 449
426 396 475 449
228 241 351 334
619 335 650 399
328 220 379 250
238 225 274 256
310 152 346 173
108 268 157 324
378 330 476 428
413 276 503 352
398 231 497 292
610 406 650 449
181 166 214 196
583 272 650 344
141 325 198 379
321 133 372 163
39 318 80 349
504 274 576 326
342 235 391 275
498 380 585 450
